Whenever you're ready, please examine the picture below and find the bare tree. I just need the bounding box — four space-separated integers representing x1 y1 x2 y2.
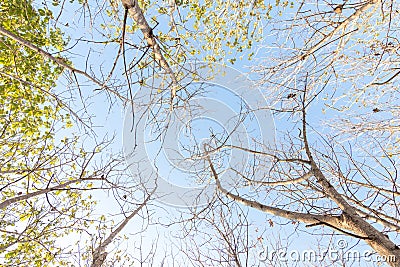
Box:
194 1 400 266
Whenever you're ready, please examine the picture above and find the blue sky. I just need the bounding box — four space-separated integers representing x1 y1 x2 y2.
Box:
41 0 400 265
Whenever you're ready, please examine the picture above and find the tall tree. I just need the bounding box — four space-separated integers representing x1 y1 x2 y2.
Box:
199 0 400 266
0 1 154 266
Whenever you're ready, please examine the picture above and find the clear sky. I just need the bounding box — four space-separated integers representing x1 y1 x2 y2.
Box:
44 0 398 266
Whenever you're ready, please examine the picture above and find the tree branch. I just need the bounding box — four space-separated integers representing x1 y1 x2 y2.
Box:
283 0 380 67
121 0 179 105
0 177 103 210
205 147 339 226
0 25 128 101
91 188 154 267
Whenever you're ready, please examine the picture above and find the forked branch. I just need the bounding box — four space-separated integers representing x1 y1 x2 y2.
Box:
121 0 179 105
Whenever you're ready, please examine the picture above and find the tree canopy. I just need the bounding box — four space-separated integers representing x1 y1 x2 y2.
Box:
0 0 399 266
